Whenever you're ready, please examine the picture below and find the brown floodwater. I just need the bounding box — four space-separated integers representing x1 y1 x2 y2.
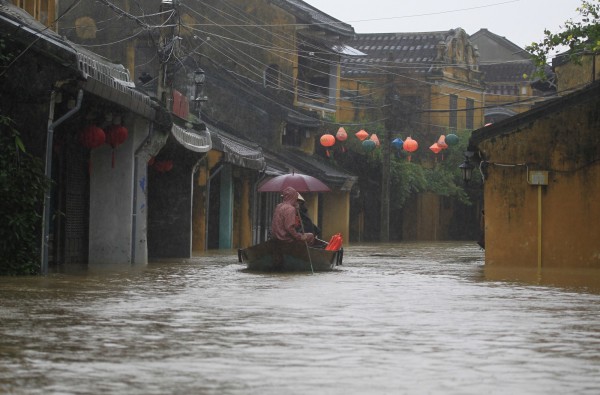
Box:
1 242 600 394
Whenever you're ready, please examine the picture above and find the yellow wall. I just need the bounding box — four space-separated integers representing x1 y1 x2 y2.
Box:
478 102 600 269
554 54 600 93
321 191 350 243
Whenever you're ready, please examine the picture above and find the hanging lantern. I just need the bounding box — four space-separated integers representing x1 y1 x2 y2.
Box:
446 133 459 146
403 137 418 152
336 127 348 141
403 137 418 162
105 124 129 168
437 135 448 150
320 133 336 147
362 139 376 152
392 137 404 150
436 135 448 161
429 143 442 154
154 160 174 173
369 134 380 147
355 129 369 141
78 125 105 174
79 125 105 149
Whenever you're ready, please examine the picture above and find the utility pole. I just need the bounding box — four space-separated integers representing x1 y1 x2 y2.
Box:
380 53 395 242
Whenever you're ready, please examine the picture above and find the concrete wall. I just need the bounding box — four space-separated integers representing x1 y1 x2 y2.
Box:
478 96 600 269
88 124 135 265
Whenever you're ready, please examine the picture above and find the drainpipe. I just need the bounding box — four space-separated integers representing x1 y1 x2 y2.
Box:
131 123 154 264
205 163 223 250
41 89 84 275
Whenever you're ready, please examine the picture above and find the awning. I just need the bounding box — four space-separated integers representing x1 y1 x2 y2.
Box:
264 148 357 191
208 124 265 170
286 110 321 128
0 2 158 122
171 123 212 153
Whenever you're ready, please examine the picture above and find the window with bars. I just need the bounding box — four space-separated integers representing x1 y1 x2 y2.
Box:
12 0 55 27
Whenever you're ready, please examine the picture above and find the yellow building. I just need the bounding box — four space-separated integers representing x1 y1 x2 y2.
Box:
470 80 600 273
469 29 556 123
339 28 485 240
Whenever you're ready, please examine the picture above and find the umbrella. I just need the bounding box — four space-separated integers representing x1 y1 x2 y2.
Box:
258 173 331 192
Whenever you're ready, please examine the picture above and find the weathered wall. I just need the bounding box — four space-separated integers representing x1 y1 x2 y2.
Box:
322 191 350 242
478 96 600 268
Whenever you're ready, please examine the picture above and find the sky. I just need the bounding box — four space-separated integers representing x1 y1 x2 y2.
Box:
305 0 584 54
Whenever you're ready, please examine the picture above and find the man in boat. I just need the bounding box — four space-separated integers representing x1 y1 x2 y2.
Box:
271 186 315 245
296 193 321 239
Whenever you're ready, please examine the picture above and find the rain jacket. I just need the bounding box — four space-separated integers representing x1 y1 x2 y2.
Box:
271 186 314 243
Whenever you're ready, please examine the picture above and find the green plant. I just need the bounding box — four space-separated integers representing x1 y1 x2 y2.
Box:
0 115 50 275
527 0 600 77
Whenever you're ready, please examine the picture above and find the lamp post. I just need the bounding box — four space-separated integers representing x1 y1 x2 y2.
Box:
459 151 475 184
193 68 208 119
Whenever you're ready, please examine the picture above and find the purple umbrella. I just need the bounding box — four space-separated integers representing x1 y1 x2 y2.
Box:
258 173 331 193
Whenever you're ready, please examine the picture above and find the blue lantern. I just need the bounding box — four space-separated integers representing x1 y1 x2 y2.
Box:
392 137 404 150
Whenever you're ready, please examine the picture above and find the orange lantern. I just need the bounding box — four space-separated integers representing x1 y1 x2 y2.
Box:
105 124 128 168
320 134 336 147
355 129 369 141
336 127 348 141
437 135 448 150
429 142 442 154
403 137 418 162
370 133 380 147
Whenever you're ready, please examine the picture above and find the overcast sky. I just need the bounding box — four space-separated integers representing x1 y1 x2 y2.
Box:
305 0 583 54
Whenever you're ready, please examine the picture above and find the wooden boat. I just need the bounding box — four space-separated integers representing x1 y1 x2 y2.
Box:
238 239 343 272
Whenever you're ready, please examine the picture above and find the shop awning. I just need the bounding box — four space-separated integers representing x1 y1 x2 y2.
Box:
208 124 265 170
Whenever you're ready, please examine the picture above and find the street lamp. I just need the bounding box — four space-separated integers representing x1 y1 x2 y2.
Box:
459 151 475 184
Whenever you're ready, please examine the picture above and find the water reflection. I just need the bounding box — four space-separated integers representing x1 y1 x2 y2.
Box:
1 242 600 395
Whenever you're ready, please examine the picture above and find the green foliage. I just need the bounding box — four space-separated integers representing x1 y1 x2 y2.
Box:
526 0 600 77
331 125 475 210
0 115 49 275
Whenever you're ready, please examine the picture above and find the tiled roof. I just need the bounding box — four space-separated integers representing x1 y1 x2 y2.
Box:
270 0 355 37
341 30 455 76
480 61 538 94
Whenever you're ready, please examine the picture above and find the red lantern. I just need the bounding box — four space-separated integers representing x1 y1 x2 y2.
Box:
79 125 105 149
403 137 418 162
355 129 369 141
336 127 348 141
154 160 173 173
320 134 336 147
370 133 380 147
105 124 128 168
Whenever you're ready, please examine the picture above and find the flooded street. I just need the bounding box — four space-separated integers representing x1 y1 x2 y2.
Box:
2 242 600 394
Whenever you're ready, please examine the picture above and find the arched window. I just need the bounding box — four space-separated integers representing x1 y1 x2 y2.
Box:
264 64 280 88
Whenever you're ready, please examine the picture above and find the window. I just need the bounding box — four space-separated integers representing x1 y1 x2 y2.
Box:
13 0 55 27
281 124 304 147
449 94 458 130
264 64 280 89
466 98 474 130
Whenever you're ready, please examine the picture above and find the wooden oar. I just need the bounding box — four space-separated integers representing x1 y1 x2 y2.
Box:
296 207 314 274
